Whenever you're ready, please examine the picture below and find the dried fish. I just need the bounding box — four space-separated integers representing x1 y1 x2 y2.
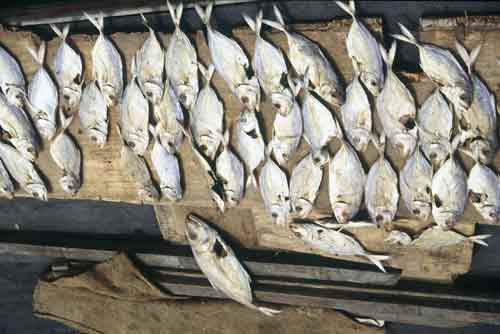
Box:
196 3 260 111
377 41 417 160
0 141 47 201
50 111 81 194
50 24 83 114
329 140 366 224
191 64 223 161
468 160 499 223
216 130 245 207
290 152 323 218
149 125 182 201
290 221 390 272
85 12 123 107
0 45 26 108
0 92 38 161
165 0 199 111
411 226 490 250
0 158 14 199
26 42 58 140
336 0 384 96
79 80 108 147
186 214 280 316
393 23 472 113
399 148 433 221
384 230 412 246
264 5 344 106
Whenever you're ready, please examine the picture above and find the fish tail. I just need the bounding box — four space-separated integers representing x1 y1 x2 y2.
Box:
246 173 258 189
455 40 481 74
84 12 103 33
370 132 386 157
336 0 356 18
392 23 418 46
62 24 70 39
50 24 69 40
222 129 230 147
195 2 213 27
26 41 46 65
198 63 215 83
272 4 285 26
365 254 390 273
59 108 74 131
380 40 397 68
249 303 281 317
242 13 257 34
167 0 183 27
469 234 491 247
140 13 152 31
148 123 157 139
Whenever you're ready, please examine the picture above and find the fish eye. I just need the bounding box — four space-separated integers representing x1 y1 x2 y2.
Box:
353 137 360 145
128 141 136 148
459 93 467 101
199 144 207 152
425 186 431 194
67 184 73 190
434 194 442 207
64 94 70 101
168 142 174 148
179 94 186 102
241 96 249 104
73 74 81 84
146 92 153 97
271 212 278 218
187 228 197 240
273 103 281 109
293 231 302 238
90 136 97 142
295 206 302 212
429 152 437 160
469 191 482 203
27 147 34 153
404 119 416 130
482 148 490 156
375 214 384 223
413 208 421 215
371 80 377 87
284 196 290 201
32 191 38 198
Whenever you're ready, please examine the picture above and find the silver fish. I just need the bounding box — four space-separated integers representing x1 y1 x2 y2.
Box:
341 73 372 152
117 126 159 202
49 111 81 194
243 10 293 116
152 79 184 154
191 64 223 161
50 24 83 114
468 161 499 223
384 230 412 247
79 80 108 147
365 135 399 230
133 14 164 106
196 3 260 112
120 74 149 156
0 158 14 199
0 141 47 201
329 140 366 224
26 42 58 140
216 130 245 207
149 125 182 201
431 137 467 230
259 145 291 226
411 226 490 250
417 89 453 169
234 108 265 188
336 0 384 96
455 42 497 165
264 5 344 106
393 23 472 113
0 92 38 161
290 221 390 272
165 0 199 111
400 148 433 221
290 152 323 218
185 215 280 316
377 41 417 160
0 45 26 108
85 12 123 107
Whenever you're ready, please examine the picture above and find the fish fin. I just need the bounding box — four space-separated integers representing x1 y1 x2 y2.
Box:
272 4 285 26
59 109 74 130
470 43 482 68
365 254 390 273
392 23 418 46
469 234 491 246
490 91 496 112
242 13 256 32
195 3 213 27
302 66 311 92
336 1 355 18
84 12 103 33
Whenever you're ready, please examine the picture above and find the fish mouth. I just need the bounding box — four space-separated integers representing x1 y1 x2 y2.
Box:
162 186 182 202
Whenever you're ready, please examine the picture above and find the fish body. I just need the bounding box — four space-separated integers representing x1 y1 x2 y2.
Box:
216 131 245 207
290 153 323 218
153 80 184 154
341 74 372 152
185 215 280 316
85 13 123 107
79 81 108 147
468 162 499 223
417 89 453 169
26 42 58 140
196 3 260 111
50 24 83 114
0 45 26 108
0 158 14 199
0 141 47 200
412 226 490 250
336 0 384 96
329 141 366 224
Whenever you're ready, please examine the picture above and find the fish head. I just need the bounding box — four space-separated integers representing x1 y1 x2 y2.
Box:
333 202 355 224
432 208 459 230
61 87 82 114
470 139 494 165
469 192 498 223
5 87 24 108
87 128 107 148
373 208 394 231
235 83 259 111
143 82 163 106
318 82 344 107
198 134 220 161
293 198 313 219
177 85 197 111
411 200 432 222
223 189 241 208
270 91 294 116
162 185 182 202
102 85 119 107
11 139 37 161
138 185 159 202
427 143 448 169
393 133 417 160
185 216 215 252
361 72 382 97
0 186 14 199
159 133 178 154
311 149 330 167
272 141 293 166
26 183 47 201
350 129 372 152
270 203 289 226
59 174 80 195
126 133 149 156
443 86 472 114
289 222 318 240
36 119 57 140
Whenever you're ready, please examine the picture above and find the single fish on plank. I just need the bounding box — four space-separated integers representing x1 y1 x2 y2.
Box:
79 80 108 147
290 152 324 219
0 45 26 108
467 158 499 224
411 226 490 250
216 130 245 207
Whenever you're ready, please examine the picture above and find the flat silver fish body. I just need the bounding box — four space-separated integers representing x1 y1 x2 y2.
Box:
468 162 499 223
153 80 184 154
0 158 14 199
377 41 417 160
0 92 38 161
259 153 290 226
234 108 265 188
329 141 366 224
185 215 280 316
50 112 81 194
264 5 344 106
79 81 108 147
336 0 384 96
85 13 123 107
417 89 453 169
51 24 83 114
191 64 223 161
412 226 490 250
341 74 372 152
150 126 182 201
290 221 389 272
196 4 260 111
400 148 433 221
0 45 25 108
165 1 199 111
271 96 302 166
26 42 58 140
393 24 472 113
216 131 245 207
120 77 149 156
290 153 323 219
431 154 467 230
0 141 47 200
